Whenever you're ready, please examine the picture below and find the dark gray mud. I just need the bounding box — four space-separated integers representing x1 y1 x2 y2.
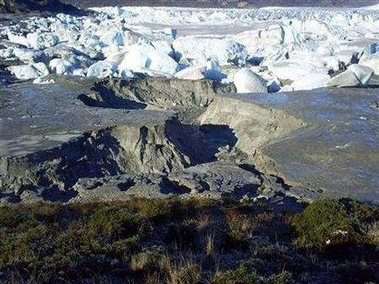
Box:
201 89 379 203
1 76 378 206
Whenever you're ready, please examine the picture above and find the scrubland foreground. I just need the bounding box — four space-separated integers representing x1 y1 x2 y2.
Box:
0 198 378 283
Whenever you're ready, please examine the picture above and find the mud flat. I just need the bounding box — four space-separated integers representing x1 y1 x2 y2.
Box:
200 89 379 203
1 76 378 205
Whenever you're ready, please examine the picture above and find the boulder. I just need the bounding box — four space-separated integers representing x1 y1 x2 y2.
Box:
233 68 267 93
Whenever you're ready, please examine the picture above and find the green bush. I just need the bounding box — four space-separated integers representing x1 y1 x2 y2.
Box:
213 263 259 284
88 207 150 240
139 199 172 220
292 199 359 250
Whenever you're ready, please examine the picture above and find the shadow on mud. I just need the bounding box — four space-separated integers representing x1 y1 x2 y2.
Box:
78 84 147 110
166 123 238 166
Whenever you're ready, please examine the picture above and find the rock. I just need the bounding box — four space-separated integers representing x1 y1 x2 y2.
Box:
103 77 230 111
0 0 82 13
169 162 262 196
233 68 267 93
325 64 374 87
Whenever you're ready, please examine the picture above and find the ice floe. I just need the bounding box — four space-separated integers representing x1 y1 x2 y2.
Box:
0 5 378 91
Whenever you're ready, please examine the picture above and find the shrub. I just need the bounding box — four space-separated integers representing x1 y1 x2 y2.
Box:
292 199 358 250
213 263 259 284
161 255 202 284
88 207 150 241
267 270 293 284
139 199 172 220
164 220 198 250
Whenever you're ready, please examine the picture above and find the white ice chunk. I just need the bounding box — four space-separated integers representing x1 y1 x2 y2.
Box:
173 36 247 66
33 76 55 84
86 60 118 78
7 32 28 46
26 32 59 50
268 59 328 82
234 68 267 93
7 62 49 80
175 60 225 81
325 64 374 87
292 73 330 90
109 43 178 75
49 58 76 75
100 30 124 46
360 53 379 74
348 64 374 85
175 65 205 80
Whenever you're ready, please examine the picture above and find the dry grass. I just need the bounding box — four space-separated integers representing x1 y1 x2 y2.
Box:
160 255 201 284
205 232 215 256
0 198 377 283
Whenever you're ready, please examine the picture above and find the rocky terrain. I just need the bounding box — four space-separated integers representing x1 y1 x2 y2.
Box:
0 3 378 207
0 0 81 13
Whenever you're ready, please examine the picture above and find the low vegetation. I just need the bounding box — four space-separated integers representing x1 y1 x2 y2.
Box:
0 198 378 283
